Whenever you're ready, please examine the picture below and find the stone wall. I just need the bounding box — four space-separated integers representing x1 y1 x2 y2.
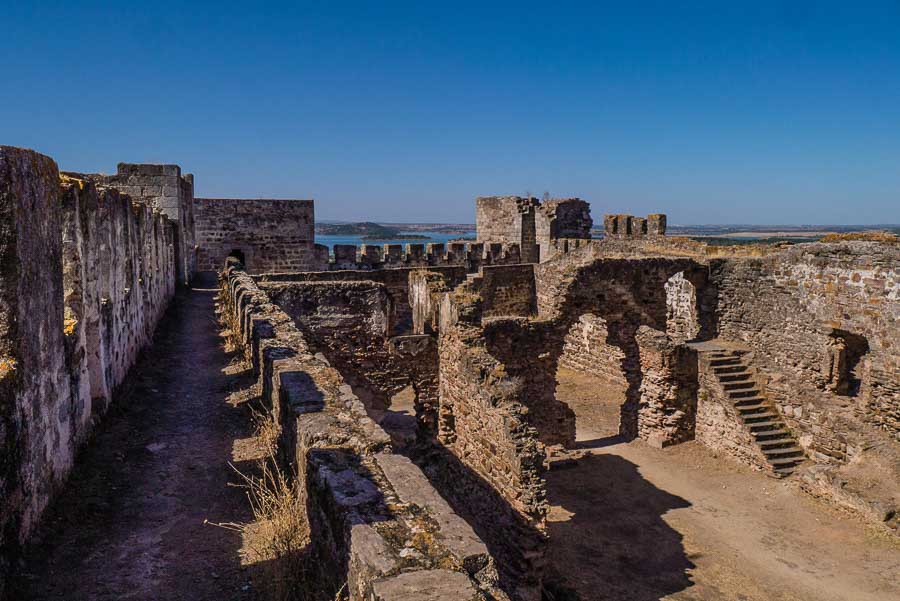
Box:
84 163 195 285
194 197 324 274
476 196 539 263
558 315 628 386
535 198 592 262
477 265 537 319
221 263 506 600
258 266 469 336
432 305 549 600
0 147 177 592
710 242 900 451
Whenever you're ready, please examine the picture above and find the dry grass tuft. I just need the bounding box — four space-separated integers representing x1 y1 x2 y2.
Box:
233 407 344 601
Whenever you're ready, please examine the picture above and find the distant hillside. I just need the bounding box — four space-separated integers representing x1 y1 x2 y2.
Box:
315 222 399 237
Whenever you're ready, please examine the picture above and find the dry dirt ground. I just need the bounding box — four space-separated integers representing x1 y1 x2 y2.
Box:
548 368 900 601
11 285 262 600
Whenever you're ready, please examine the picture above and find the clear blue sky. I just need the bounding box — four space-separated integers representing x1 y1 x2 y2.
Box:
3 1 899 224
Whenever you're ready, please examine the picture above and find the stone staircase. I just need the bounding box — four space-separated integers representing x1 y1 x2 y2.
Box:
707 350 805 477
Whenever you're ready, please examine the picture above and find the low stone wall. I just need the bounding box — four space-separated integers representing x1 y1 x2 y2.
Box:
221 264 506 600
0 147 177 592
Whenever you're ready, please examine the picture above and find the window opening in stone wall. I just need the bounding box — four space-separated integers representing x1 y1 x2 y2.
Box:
665 271 700 343
825 329 869 397
228 248 246 267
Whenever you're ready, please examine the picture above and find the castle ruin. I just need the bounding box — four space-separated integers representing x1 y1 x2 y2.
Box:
1 146 898 600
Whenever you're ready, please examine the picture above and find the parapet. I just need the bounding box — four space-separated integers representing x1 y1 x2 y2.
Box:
603 213 667 238
318 241 523 272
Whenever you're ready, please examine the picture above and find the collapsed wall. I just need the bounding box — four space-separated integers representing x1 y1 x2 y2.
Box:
0 147 177 591
221 263 508 600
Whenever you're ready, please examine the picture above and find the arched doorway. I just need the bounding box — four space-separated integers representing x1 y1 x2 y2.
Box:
227 248 246 267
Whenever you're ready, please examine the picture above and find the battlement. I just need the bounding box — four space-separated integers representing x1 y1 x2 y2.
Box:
314 241 524 272
603 213 667 238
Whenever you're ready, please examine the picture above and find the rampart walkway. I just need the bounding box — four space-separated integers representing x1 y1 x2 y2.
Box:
12 285 255 600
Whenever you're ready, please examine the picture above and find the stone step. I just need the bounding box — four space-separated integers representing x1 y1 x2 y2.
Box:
713 365 749 375
758 437 796 448
710 357 742 366
772 465 798 478
753 428 791 440
724 381 756 390
737 403 769 414
727 385 759 399
718 373 753 382
734 395 766 404
764 448 804 460
749 420 782 431
743 412 779 423
768 456 803 466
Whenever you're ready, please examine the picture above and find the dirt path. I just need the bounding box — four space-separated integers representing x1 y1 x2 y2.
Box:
546 371 900 601
12 286 257 600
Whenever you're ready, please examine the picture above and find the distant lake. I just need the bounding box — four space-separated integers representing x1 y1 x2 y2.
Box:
315 232 475 251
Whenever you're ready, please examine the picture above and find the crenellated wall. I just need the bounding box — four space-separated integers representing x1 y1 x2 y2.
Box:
325 240 524 272
0 147 177 591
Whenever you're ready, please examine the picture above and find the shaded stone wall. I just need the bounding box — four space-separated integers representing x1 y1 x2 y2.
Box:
221 263 506 601
261 281 400 409
711 243 900 449
434 314 549 600
194 197 324 274
258 266 468 336
478 264 537 319
260 280 443 437
0 147 177 592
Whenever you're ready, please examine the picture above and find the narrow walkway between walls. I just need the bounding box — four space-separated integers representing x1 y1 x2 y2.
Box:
12 284 257 601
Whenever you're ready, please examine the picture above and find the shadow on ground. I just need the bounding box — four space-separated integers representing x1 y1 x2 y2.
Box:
544 453 694 601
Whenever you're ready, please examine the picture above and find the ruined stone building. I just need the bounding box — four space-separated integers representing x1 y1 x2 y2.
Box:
1 146 898 600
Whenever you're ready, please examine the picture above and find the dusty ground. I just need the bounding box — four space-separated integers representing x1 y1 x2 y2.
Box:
11 286 261 600
546 369 900 601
